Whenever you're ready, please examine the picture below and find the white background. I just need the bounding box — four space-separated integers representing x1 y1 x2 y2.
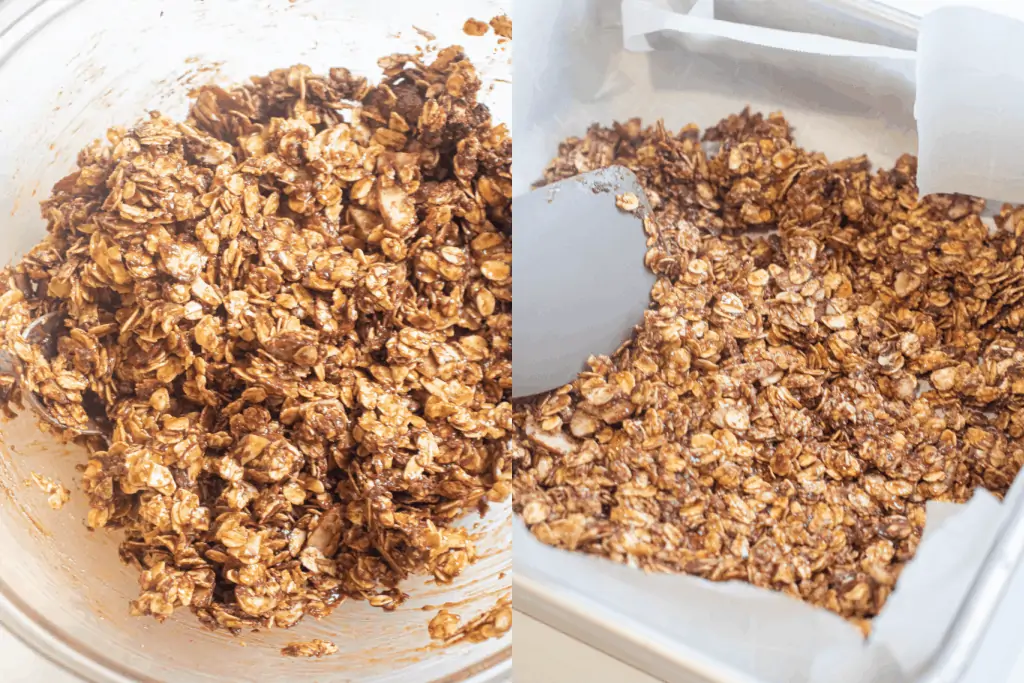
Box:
3 1 1024 682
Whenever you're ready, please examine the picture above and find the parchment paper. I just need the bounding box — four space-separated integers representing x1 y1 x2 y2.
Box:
512 1 1024 681
915 6 1024 203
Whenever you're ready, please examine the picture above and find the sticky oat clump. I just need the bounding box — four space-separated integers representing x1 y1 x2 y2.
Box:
0 45 511 633
281 638 339 658
463 18 490 37
428 595 512 644
490 15 512 40
513 109 1024 629
30 471 70 510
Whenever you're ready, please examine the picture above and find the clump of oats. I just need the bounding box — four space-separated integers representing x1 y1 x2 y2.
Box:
0 45 511 633
615 192 639 213
30 472 70 510
463 18 490 37
428 608 462 641
281 638 338 658
490 15 512 39
429 595 511 644
514 109 1024 629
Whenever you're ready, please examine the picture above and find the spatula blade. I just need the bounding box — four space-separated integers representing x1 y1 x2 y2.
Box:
512 166 656 399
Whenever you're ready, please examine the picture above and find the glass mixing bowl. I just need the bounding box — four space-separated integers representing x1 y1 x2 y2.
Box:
0 0 511 680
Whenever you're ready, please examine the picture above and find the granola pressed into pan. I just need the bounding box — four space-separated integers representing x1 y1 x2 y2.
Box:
513 109 1024 631
0 45 511 634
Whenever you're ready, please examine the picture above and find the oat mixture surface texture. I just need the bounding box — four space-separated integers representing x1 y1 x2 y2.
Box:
0 45 511 632
513 110 1024 629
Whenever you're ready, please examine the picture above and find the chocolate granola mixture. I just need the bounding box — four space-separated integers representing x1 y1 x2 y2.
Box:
0 45 511 632
513 110 1024 630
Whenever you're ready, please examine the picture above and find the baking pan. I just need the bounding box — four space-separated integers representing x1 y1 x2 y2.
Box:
512 2 1024 681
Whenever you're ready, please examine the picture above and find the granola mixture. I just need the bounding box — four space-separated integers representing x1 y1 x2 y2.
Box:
427 608 462 640
615 192 640 213
513 110 1024 629
489 15 512 40
427 595 511 644
0 45 511 633
463 19 490 37
29 471 70 510
281 638 339 658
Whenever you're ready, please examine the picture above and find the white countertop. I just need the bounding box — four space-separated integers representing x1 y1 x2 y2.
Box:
1 626 73 683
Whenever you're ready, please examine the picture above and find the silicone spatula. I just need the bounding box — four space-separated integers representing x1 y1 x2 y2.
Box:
511 165 655 399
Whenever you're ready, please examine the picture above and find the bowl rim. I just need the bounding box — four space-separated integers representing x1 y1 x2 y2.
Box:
0 582 511 683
